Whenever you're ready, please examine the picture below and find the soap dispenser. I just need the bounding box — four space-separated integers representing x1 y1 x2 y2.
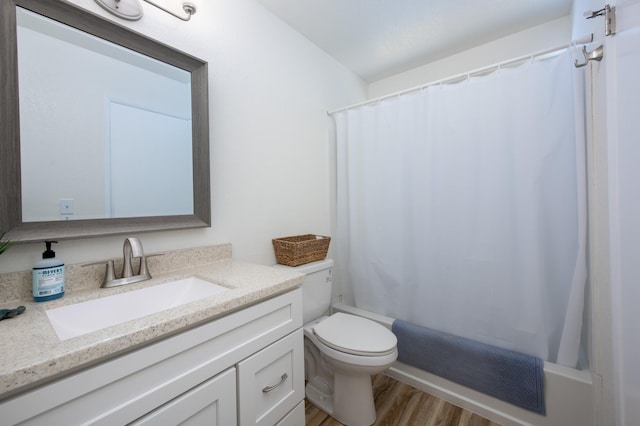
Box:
32 241 65 302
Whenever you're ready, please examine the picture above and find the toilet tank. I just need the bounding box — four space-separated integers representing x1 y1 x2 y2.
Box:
274 259 333 324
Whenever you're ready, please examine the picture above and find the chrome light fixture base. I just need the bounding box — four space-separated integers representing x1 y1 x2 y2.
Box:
94 0 143 21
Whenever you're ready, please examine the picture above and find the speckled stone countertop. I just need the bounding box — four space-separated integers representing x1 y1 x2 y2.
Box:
0 244 303 400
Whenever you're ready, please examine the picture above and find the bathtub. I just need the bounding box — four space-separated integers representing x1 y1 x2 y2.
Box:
332 303 594 426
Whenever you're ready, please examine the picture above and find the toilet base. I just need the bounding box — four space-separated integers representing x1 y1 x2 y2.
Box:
333 371 377 426
306 371 376 426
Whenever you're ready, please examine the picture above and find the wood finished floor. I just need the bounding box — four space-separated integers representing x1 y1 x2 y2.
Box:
305 374 502 426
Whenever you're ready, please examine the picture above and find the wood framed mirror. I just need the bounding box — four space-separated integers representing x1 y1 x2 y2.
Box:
0 0 210 242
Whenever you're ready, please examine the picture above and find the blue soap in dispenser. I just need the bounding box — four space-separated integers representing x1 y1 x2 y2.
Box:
32 241 65 302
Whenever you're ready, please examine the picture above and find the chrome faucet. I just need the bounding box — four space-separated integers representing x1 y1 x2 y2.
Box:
83 237 153 288
122 237 149 280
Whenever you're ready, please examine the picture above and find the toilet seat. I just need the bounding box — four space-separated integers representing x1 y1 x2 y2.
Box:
312 313 397 356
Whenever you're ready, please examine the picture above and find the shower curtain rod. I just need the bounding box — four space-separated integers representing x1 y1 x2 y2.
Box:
327 34 594 116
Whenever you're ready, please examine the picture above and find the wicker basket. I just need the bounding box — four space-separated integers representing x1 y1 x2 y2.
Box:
272 234 331 267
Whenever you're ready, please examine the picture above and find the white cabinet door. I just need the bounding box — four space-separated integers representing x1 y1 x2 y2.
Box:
130 368 237 426
238 329 304 426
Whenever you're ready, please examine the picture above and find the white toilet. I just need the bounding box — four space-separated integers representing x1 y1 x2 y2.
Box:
275 259 397 426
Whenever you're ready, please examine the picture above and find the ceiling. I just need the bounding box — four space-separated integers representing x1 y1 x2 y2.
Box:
255 0 574 82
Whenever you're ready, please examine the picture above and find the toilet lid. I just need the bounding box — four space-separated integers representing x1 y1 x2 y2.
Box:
312 313 397 356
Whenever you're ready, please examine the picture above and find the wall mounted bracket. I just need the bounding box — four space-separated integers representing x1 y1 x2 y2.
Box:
584 4 616 36
574 44 604 68
142 0 196 21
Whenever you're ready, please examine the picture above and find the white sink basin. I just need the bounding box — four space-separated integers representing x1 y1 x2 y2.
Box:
46 277 229 341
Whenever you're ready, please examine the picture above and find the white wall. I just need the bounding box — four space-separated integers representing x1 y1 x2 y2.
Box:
368 16 572 98
0 0 366 273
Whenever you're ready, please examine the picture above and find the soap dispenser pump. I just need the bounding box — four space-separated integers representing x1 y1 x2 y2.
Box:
32 241 65 302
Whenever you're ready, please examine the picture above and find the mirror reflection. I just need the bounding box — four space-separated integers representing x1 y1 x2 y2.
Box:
17 7 194 222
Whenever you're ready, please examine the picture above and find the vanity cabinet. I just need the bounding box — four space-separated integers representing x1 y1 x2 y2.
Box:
0 289 304 425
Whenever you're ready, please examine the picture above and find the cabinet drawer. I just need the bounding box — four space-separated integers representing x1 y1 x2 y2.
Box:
238 329 304 426
130 367 237 426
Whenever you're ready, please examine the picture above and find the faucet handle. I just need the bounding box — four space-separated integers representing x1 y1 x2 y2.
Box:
82 259 116 287
104 260 116 284
140 253 163 279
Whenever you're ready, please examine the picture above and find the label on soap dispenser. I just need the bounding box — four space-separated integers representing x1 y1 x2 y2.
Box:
33 265 65 301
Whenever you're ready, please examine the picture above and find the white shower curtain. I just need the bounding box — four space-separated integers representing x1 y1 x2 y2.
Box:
334 49 587 367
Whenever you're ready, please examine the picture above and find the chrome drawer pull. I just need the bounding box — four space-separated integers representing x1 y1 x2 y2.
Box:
262 373 288 393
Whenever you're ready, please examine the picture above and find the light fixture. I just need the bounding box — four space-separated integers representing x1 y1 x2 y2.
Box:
94 0 197 22
94 0 143 21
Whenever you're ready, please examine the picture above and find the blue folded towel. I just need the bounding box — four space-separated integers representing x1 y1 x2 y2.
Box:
391 319 545 415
